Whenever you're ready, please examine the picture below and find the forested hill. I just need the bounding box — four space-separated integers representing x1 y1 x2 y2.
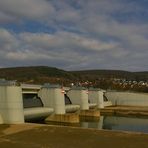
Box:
0 66 147 85
0 66 75 84
72 70 148 81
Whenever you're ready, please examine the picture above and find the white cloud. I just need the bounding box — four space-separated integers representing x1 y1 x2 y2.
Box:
19 31 120 52
0 25 147 71
0 29 19 51
6 50 53 61
0 29 122 68
0 0 148 71
0 0 55 22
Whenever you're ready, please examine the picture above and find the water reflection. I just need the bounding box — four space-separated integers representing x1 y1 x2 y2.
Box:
37 115 148 134
80 116 104 130
80 116 148 133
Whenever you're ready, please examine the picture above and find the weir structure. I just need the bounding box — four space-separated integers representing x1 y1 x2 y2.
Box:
0 82 80 124
0 80 113 124
38 84 80 124
88 88 112 109
0 81 54 124
67 87 100 119
21 84 54 121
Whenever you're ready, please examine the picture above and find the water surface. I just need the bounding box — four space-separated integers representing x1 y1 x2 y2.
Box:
80 116 148 133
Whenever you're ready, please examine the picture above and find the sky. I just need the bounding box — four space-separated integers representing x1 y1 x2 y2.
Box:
0 0 148 71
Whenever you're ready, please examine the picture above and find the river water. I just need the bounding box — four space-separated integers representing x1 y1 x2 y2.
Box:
32 115 148 134
80 116 148 133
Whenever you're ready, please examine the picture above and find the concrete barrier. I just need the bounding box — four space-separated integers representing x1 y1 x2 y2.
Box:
106 91 148 106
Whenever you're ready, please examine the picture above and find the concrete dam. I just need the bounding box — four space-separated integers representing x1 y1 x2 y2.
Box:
0 80 148 124
0 81 111 124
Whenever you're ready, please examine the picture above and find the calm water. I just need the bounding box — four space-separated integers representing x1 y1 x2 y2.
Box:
34 115 148 134
80 116 148 133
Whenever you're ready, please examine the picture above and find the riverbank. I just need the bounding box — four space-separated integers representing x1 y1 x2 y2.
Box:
0 123 148 148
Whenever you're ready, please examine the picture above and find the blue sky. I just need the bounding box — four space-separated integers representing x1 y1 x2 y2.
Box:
0 0 148 71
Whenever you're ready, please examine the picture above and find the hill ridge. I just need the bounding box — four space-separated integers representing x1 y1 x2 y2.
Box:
0 66 147 85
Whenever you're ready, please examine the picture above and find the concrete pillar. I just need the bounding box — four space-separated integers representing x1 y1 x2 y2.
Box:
67 87 89 110
98 91 104 109
88 89 105 109
38 86 65 114
0 86 24 124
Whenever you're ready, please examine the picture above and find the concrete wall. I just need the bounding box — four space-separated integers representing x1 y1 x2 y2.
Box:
106 91 148 106
0 86 24 124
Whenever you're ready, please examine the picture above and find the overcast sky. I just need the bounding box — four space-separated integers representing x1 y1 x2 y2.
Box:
0 0 148 71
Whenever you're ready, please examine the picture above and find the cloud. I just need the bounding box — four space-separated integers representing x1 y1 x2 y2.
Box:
19 31 119 52
0 12 17 23
0 0 55 22
0 28 122 68
0 0 148 71
0 29 19 51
